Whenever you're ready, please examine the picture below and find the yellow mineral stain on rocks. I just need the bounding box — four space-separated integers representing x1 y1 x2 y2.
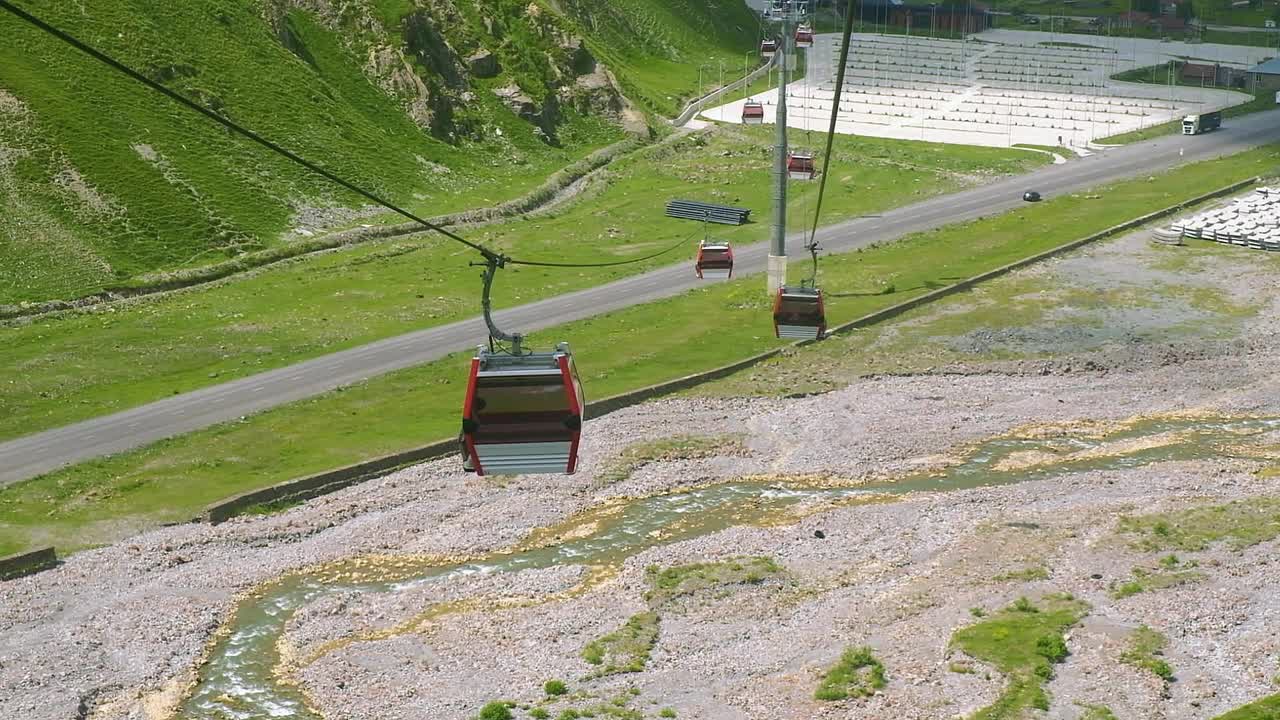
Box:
993 430 1195 472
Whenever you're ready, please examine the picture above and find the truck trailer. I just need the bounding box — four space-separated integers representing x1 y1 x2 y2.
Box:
1182 111 1222 135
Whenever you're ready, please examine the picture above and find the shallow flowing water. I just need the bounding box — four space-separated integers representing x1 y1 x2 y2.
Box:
180 414 1279 719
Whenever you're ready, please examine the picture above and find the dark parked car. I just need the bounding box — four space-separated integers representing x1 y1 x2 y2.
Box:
1023 190 1041 202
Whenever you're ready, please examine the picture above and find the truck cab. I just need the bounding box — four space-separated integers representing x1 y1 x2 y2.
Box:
1182 111 1222 135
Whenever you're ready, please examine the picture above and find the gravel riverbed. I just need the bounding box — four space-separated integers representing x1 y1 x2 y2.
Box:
2 230 1279 720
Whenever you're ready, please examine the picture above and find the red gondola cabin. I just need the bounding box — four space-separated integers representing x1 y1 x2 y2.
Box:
742 99 765 125
773 286 825 340
695 240 734 280
461 344 584 475
760 39 778 58
787 151 816 180
795 25 814 48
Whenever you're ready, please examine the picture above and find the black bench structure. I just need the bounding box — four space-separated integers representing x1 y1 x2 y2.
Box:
665 199 751 225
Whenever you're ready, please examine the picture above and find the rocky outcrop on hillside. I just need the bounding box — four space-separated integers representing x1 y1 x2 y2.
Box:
261 0 640 144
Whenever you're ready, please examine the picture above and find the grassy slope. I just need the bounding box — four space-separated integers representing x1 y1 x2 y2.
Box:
0 0 769 306
0 143 1270 557
552 0 762 116
0 128 1044 441
0 0 624 304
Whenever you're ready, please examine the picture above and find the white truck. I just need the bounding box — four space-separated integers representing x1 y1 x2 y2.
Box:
1182 111 1222 135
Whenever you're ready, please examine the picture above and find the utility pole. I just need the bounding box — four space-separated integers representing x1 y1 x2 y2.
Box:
768 10 794 295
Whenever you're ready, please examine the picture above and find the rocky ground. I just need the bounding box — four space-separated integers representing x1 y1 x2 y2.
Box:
2 222 1279 720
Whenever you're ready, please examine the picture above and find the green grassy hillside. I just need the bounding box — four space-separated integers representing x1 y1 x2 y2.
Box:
553 0 763 115
0 0 755 305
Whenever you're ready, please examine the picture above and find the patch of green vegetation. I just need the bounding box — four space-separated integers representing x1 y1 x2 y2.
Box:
2 146 1274 557
970 607 988 618
814 646 887 701
644 556 784 605
1117 497 1280 551
530 709 550 720
479 701 514 720
582 612 660 676
658 709 677 718
1075 702 1120 720
1110 565 1205 599
951 593 1090 720
1120 625 1175 682
994 566 1051 582
595 435 746 488
544 680 569 697
950 661 976 674
1211 694 1280 719
0 126 1045 443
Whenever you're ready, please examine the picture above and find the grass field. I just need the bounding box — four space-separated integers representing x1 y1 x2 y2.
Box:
0 128 1045 443
0 143 1273 557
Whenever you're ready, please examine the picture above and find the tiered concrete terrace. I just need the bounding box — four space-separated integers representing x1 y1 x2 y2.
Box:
703 29 1261 149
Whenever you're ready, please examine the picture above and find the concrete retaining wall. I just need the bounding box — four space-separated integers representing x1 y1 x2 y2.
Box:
673 55 778 127
0 547 57 581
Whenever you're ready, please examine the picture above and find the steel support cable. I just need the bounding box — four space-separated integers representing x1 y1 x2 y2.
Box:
0 0 678 272
805 0 857 262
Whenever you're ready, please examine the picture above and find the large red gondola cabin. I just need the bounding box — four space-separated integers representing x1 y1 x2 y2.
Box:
461 344 584 475
787 151 816 180
773 286 826 340
742 99 765 125
695 240 734 279
795 25 814 48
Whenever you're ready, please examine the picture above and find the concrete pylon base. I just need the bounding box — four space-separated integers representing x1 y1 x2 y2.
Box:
767 254 788 295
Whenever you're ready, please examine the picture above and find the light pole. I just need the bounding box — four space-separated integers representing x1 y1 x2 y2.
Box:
698 64 711 97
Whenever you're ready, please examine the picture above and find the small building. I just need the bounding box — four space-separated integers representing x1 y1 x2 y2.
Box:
1179 62 1248 87
1181 62 1217 83
1247 57 1280 92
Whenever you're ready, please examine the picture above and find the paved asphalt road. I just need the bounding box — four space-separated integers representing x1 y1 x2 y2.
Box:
2 109 1277 486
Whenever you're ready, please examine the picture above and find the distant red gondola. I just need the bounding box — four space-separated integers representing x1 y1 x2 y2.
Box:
772 286 825 340
742 99 765 125
461 343 584 476
695 240 734 279
795 24 814 48
760 39 778 58
787 150 816 180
